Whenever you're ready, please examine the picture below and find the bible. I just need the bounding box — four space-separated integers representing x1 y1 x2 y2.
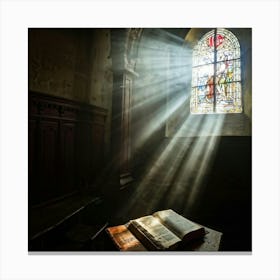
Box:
106 209 206 251
127 209 205 250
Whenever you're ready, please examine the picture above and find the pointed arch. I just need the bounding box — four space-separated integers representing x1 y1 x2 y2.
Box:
190 28 242 114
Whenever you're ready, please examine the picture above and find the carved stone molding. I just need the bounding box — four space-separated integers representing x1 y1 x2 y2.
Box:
116 29 143 187
124 28 143 75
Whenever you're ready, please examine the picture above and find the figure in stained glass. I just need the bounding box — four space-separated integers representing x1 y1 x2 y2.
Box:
206 76 214 101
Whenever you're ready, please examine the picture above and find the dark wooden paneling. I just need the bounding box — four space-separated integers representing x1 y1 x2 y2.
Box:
92 123 104 171
28 119 38 205
76 122 92 185
29 91 107 206
60 122 76 193
39 120 59 201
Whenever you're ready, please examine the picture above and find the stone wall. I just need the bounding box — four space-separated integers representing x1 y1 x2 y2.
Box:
29 29 89 102
28 28 113 156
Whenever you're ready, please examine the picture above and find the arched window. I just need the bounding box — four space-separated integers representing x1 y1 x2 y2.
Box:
190 28 242 114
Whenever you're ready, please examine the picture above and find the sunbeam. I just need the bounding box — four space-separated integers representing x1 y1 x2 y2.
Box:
116 28 228 219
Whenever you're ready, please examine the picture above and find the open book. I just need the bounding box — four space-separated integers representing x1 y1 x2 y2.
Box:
106 210 222 251
126 209 205 250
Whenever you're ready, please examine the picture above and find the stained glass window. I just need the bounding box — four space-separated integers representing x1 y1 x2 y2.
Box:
190 28 242 114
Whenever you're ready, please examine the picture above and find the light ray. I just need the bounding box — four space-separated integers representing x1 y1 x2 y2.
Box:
114 29 227 219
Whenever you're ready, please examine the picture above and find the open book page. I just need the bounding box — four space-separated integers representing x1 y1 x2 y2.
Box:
129 215 181 250
153 209 205 241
